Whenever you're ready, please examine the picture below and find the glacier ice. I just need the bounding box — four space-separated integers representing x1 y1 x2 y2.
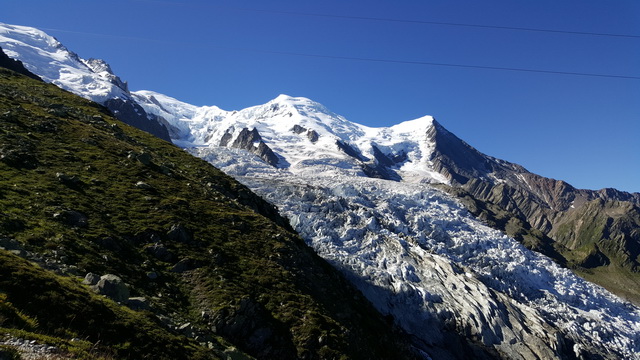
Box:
189 144 640 359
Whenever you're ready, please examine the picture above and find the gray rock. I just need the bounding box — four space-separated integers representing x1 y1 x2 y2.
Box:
127 297 150 311
91 274 129 303
52 210 88 228
291 124 306 134
229 128 280 166
167 224 193 244
0 238 26 256
178 322 194 337
171 258 200 273
307 129 319 143
93 236 121 251
82 272 100 285
55 172 83 187
136 152 152 166
135 181 153 190
145 243 176 262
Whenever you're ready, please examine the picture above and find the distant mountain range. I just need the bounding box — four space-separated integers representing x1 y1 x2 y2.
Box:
1 22 639 359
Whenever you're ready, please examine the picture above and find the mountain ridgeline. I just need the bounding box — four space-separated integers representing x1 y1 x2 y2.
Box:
0 65 423 359
423 121 640 303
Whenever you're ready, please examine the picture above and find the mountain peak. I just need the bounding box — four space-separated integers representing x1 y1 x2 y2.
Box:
271 93 306 103
389 115 436 135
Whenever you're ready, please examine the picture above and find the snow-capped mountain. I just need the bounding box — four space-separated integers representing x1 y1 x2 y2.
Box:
0 22 171 141
3 22 640 359
134 91 640 358
133 90 640 312
133 91 450 183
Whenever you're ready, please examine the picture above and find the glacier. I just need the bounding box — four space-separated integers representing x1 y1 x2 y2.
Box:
191 146 640 359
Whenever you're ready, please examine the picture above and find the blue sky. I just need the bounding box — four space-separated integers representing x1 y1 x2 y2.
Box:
2 0 639 192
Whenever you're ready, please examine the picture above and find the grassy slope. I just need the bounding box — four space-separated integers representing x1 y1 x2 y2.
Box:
0 68 416 359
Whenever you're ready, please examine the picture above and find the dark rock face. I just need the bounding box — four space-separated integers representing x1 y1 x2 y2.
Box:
219 128 234 146
210 297 297 360
103 98 172 142
232 128 262 150
230 128 280 166
82 58 128 92
167 224 193 244
53 210 88 228
256 141 279 166
361 163 401 181
426 120 522 185
371 145 396 167
290 125 319 143
336 140 367 162
291 124 306 134
307 129 319 143
144 243 177 263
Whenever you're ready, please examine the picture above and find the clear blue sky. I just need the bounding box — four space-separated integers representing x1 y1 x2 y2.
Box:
2 0 639 192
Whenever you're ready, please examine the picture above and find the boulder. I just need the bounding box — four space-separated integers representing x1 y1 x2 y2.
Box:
0 238 26 257
136 152 152 166
127 297 150 311
135 181 154 190
82 272 100 285
171 258 200 273
145 243 176 263
91 274 129 303
52 210 88 228
55 172 83 187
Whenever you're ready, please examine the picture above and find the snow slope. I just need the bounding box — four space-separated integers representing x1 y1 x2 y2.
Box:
0 23 128 103
133 91 450 183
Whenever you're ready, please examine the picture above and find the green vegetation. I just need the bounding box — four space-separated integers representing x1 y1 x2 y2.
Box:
0 67 416 359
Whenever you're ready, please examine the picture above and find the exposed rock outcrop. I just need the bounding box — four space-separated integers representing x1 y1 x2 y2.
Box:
229 128 279 166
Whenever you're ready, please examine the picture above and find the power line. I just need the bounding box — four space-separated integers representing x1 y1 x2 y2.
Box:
250 9 640 39
132 0 640 39
249 49 640 80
